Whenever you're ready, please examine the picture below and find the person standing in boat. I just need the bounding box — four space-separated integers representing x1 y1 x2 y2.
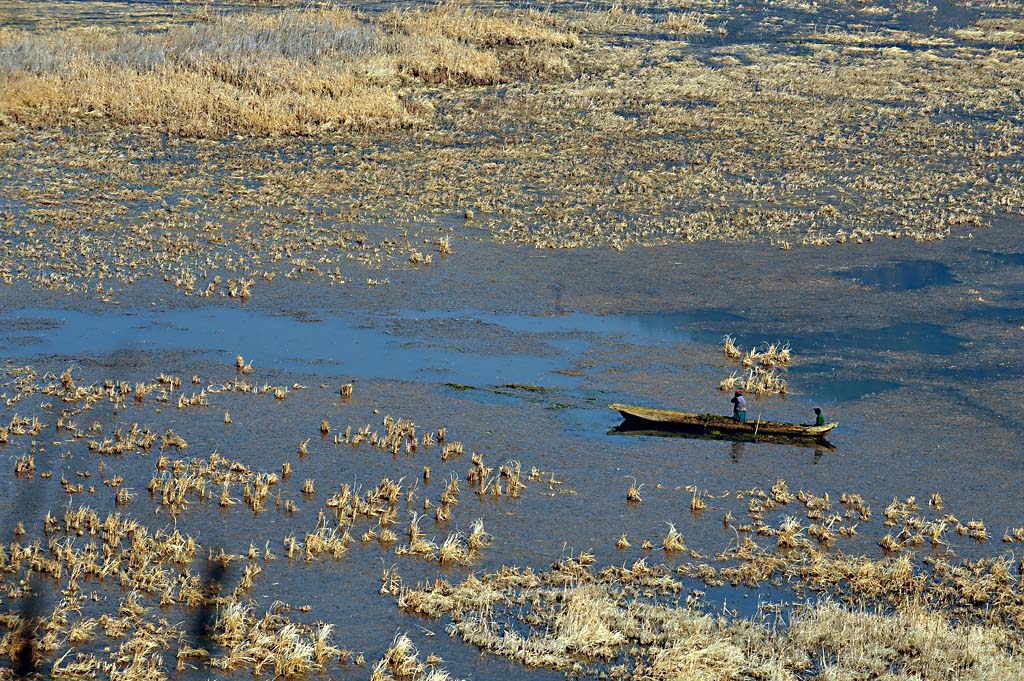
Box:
731 390 747 423
814 407 825 426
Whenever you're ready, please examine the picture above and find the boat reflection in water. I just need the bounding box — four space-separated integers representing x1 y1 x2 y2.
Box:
609 422 836 457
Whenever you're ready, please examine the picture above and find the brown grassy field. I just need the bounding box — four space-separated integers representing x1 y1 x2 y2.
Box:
0 3 1019 301
0 6 578 135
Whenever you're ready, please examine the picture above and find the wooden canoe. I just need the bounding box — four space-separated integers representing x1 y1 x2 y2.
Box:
609 403 838 439
610 425 836 450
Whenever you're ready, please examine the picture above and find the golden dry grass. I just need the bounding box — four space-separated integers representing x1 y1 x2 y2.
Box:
720 340 792 395
0 0 1021 303
399 552 1024 680
954 17 1024 44
0 5 578 136
0 4 1023 673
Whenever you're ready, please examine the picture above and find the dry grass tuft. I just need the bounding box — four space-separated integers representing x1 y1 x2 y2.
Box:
660 11 711 35
397 548 1024 679
661 523 687 552
722 335 741 360
371 631 460 681
626 476 643 503
719 340 792 395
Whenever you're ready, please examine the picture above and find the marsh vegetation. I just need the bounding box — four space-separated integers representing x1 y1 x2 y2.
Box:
0 356 1022 678
0 0 1022 305
0 0 1022 678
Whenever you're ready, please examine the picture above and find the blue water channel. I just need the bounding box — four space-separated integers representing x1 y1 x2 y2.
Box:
0 304 977 409
0 306 746 399
1 307 733 388
0 307 577 388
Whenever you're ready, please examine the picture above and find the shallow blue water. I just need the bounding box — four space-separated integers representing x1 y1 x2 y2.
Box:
973 250 1024 268
795 322 966 356
0 305 976 411
394 308 737 345
0 307 578 388
0 306 747 389
834 259 958 291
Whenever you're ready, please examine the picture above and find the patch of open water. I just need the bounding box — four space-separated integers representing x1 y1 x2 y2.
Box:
2 304 972 412
393 308 739 345
834 259 959 291
0 307 579 389
793 322 967 356
973 249 1024 268
779 364 902 403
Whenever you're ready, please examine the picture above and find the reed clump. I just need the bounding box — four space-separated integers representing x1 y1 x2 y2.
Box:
371 631 460 681
719 338 791 395
659 11 711 35
147 451 278 516
211 601 341 676
626 476 643 503
954 18 1024 44
0 494 355 679
661 523 686 552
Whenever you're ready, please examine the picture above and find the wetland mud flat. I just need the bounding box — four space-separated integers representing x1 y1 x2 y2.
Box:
0 0 1023 678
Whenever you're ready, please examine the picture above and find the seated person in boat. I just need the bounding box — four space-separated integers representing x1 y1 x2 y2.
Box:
814 407 825 426
731 390 747 423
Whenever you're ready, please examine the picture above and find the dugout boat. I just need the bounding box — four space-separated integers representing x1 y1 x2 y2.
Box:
609 403 838 440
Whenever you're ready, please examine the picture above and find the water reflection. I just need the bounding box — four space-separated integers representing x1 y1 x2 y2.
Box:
396 308 739 346
787 367 901 402
0 308 577 388
730 441 745 461
796 323 965 356
834 260 957 291
973 250 1024 267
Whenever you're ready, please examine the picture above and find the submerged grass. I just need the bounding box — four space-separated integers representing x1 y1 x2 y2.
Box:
0 362 544 678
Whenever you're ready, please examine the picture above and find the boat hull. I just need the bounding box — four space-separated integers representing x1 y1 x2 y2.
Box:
609 424 836 450
609 403 837 439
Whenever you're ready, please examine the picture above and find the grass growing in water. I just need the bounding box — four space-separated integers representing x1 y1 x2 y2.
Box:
720 338 792 396
398 552 1024 679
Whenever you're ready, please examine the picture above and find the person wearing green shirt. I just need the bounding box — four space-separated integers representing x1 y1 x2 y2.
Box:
814 408 825 426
